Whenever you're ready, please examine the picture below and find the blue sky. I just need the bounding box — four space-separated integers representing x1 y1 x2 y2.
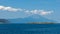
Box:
0 0 60 23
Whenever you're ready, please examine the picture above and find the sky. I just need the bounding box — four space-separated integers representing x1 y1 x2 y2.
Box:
0 0 60 23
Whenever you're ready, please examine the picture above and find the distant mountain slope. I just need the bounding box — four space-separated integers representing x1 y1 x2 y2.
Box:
8 14 56 23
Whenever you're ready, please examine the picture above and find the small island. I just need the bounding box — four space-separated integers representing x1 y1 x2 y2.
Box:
0 19 9 24
27 22 55 24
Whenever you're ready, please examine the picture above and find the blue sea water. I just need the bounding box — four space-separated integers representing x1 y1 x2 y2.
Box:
0 24 60 34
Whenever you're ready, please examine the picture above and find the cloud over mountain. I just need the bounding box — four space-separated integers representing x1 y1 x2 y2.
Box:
26 10 53 15
0 5 54 19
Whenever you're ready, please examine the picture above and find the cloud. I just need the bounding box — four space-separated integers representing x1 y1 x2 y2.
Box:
0 6 24 12
25 10 53 15
39 10 53 15
0 5 54 19
0 6 53 15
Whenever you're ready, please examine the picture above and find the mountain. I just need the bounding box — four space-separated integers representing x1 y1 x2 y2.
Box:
8 14 56 23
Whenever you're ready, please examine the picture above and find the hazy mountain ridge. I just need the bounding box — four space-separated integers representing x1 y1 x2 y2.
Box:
8 15 56 23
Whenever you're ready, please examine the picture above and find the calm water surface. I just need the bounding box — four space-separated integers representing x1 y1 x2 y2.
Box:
0 24 60 34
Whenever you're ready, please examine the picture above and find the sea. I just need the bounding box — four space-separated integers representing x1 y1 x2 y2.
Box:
0 24 60 34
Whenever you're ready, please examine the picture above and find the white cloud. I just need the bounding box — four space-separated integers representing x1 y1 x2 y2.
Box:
0 5 54 19
27 10 53 15
39 11 53 15
0 6 53 15
0 6 24 12
0 6 5 10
